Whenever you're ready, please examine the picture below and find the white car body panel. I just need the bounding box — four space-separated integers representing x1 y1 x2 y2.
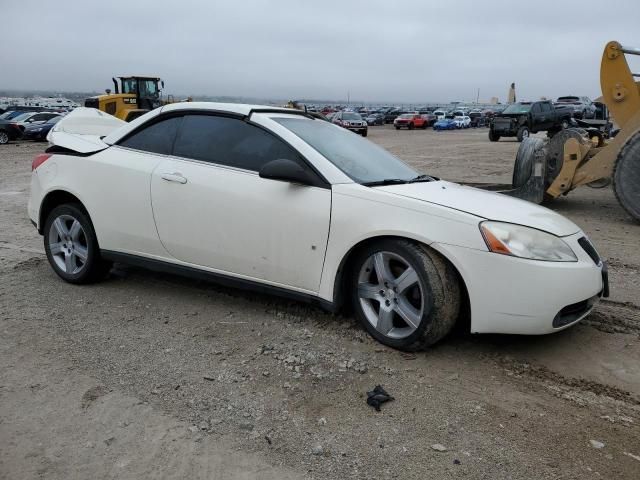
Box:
376 182 580 236
29 103 605 337
150 156 331 292
47 107 125 153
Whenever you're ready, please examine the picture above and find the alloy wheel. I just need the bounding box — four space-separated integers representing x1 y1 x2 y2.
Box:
357 251 425 339
0 131 9 144
48 214 89 274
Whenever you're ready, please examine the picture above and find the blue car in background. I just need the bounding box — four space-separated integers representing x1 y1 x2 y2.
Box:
22 115 63 141
433 118 457 131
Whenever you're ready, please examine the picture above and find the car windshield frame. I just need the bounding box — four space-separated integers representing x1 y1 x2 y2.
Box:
273 117 419 185
502 104 532 114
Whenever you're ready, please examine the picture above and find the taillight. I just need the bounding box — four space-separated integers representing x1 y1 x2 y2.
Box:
32 153 52 171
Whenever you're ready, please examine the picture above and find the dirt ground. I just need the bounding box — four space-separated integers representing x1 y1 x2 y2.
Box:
1 127 639 479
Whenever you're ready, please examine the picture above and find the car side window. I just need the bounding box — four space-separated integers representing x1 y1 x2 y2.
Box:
118 116 182 155
173 114 302 172
542 103 552 112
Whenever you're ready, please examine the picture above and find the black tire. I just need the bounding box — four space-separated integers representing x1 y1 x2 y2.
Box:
512 137 544 188
43 203 112 284
350 239 461 351
362 130 368 137
488 129 500 142
408 123 414 130
613 131 640 222
516 126 530 142
395 126 400 130
421 122 428 129
0 130 9 145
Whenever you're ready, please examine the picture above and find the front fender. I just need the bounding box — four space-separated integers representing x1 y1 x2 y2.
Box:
318 184 486 302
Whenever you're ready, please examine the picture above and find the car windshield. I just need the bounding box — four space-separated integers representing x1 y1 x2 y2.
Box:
11 113 32 122
274 117 418 184
399 114 413 119
342 112 361 120
46 116 63 124
0 111 14 119
502 104 531 114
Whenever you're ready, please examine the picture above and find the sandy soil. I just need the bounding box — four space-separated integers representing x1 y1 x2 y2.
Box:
1 128 639 479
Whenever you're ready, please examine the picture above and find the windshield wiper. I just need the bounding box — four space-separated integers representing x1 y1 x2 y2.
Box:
408 174 437 183
361 178 409 187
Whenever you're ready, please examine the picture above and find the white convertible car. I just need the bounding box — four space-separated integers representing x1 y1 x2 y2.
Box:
28 104 608 351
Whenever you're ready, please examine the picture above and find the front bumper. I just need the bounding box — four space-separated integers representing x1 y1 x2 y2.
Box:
435 232 606 335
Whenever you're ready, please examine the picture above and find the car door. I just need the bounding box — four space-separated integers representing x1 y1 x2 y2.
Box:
150 113 331 293
80 115 184 256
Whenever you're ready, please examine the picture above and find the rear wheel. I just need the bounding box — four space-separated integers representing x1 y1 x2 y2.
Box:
421 122 428 129
516 126 530 142
488 129 500 142
350 240 460 351
44 204 112 284
0 130 9 144
613 132 640 222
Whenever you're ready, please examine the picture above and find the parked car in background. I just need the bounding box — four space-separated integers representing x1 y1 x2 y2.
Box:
0 110 30 121
15 112 61 128
384 109 403 124
555 96 596 119
332 111 368 136
489 100 573 142
394 113 428 130
453 115 471 128
0 119 24 144
421 113 438 127
22 115 64 141
30 104 606 351
365 113 385 126
433 118 457 130
469 112 488 127
433 110 446 120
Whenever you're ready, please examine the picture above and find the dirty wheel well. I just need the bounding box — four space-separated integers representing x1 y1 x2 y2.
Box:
334 236 471 328
38 191 86 234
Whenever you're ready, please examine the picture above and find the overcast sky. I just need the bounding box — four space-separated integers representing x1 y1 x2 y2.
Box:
2 0 639 103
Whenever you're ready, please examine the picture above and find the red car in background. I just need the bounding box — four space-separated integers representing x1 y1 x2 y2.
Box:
394 113 428 130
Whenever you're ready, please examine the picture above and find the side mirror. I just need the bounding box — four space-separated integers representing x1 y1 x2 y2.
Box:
259 159 313 186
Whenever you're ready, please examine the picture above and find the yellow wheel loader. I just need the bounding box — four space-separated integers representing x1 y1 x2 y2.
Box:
85 76 188 122
476 41 640 222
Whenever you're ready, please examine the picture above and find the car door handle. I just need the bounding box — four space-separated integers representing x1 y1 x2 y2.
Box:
160 172 188 184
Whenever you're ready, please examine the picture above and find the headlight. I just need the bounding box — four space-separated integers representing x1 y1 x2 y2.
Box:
479 221 577 262
34 128 43 132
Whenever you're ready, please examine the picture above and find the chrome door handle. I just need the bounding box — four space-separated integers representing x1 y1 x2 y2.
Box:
160 172 187 184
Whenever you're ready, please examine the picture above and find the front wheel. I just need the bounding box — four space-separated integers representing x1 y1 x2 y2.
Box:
516 126 530 142
0 130 9 144
362 130 368 137
44 204 112 284
350 240 461 351
395 126 400 130
408 123 414 130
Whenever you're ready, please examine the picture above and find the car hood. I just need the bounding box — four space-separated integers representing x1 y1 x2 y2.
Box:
376 181 580 237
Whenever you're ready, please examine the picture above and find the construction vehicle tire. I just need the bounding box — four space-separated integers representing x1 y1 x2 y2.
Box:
613 131 640 222
512 137 545 188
